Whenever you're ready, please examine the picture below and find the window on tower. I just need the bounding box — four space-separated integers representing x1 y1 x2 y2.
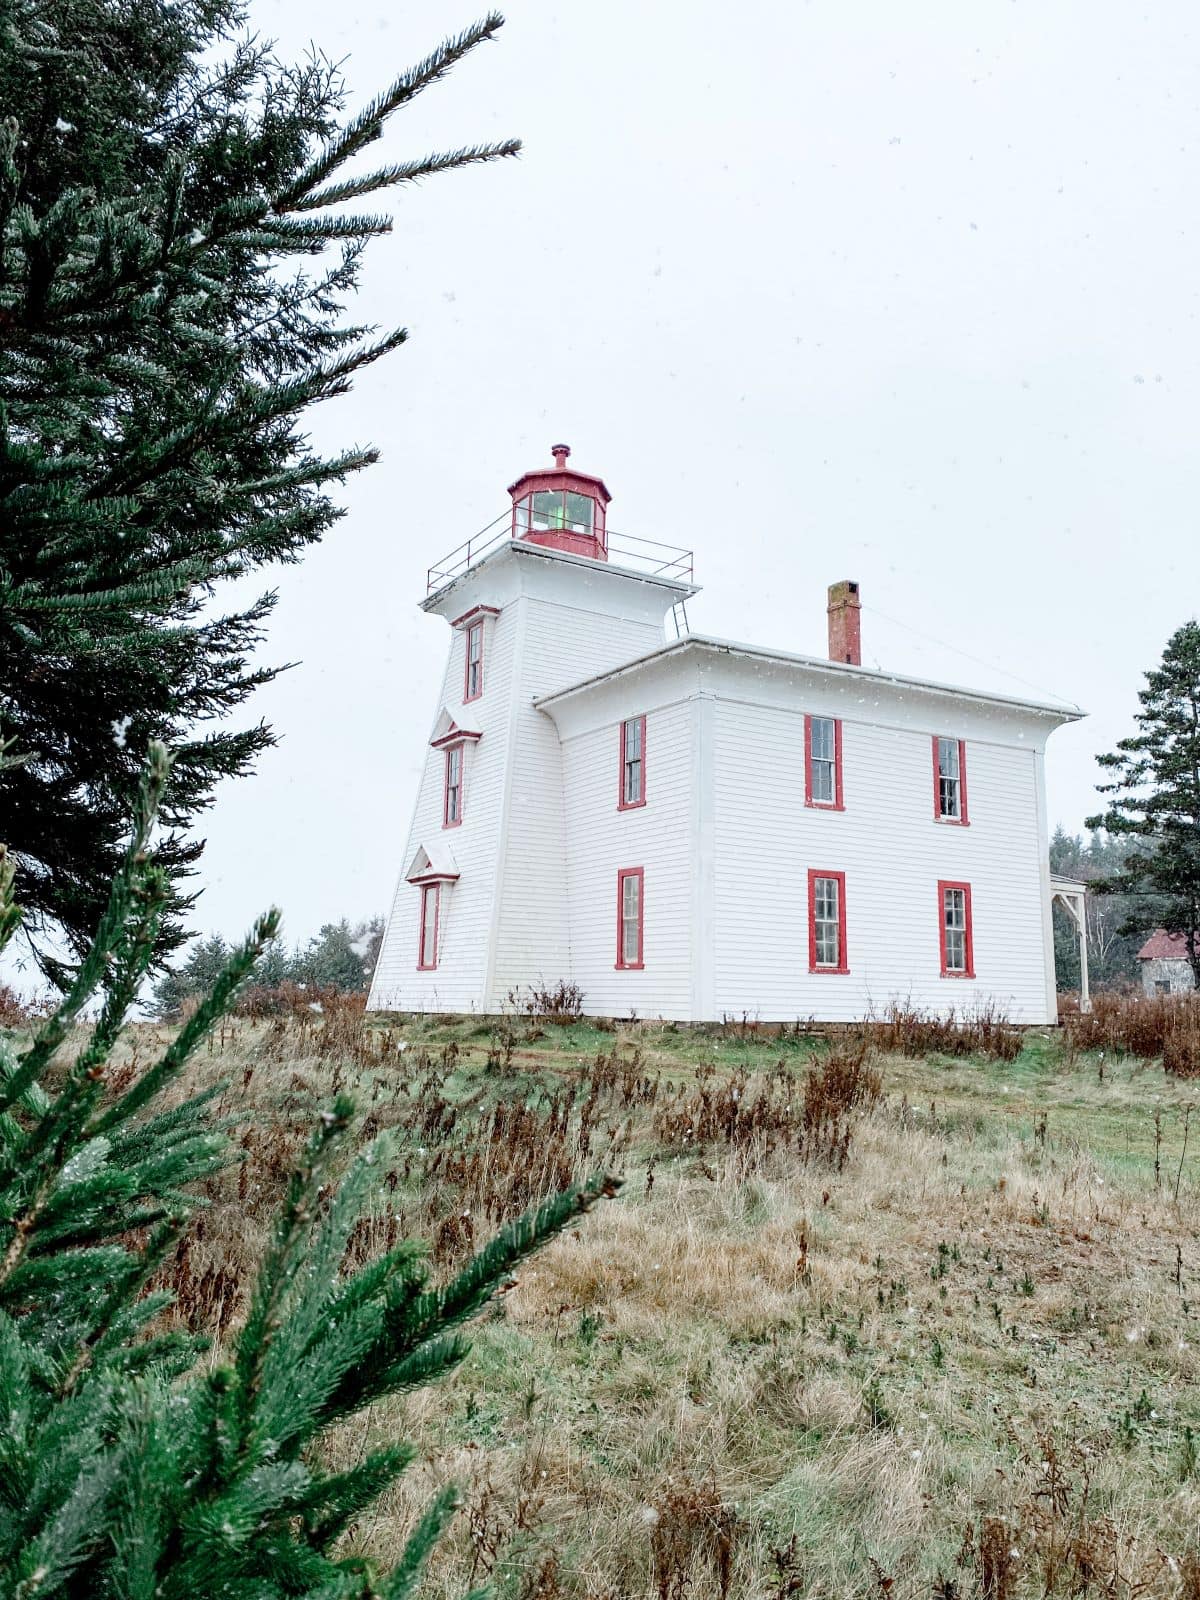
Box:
443 744 463 828
464 620 483 702
418 883 440 971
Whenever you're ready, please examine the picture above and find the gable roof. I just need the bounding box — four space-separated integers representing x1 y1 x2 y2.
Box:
429 707 482 749
535 633 1084 722
405 843 460 883
1137 930 1192 961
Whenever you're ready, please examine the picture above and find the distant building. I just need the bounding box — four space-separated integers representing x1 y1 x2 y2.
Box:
369 446 1083 1023
1137 931 1197 996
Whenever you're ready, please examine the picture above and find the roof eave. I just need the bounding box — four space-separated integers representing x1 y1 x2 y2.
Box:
536 633 1084 722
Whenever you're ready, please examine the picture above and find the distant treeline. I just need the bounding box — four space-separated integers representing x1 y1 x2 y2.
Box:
1049 828 1142 991
152 917 384 1018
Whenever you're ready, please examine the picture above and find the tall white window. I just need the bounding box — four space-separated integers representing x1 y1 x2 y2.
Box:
810 872 845 971
418 884 439 970
808 716 838 806
935 736 965 821
617 868 643 967
940 882 973 977
620 715 645 808
465 621 483 701
444 745 462 826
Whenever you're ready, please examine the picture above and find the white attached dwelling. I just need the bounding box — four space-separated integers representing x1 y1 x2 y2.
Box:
368 447 1083 1023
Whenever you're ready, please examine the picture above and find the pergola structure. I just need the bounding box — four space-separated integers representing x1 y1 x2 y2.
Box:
1050 875 1090 1014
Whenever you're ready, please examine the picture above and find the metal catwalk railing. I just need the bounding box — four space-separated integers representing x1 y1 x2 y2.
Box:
426 511 694 595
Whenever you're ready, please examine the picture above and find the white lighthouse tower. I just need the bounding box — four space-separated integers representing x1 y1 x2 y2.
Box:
368 446 697 1013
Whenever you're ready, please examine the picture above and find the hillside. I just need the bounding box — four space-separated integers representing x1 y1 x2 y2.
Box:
132 1007 1200 1598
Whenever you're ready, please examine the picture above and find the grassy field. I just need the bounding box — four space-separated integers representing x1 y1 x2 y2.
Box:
137 1006 1200 1599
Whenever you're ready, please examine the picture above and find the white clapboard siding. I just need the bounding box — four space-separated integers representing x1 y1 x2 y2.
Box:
488 594 666 1004
372 532 1075 1024
370 544 684 1013
711 700 1051 1022
369 604 515 1012
559 700 695 1018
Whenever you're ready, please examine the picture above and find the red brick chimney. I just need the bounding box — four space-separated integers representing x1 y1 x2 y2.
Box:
827 580 861 665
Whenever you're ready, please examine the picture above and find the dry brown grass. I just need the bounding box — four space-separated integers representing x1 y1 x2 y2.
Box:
1061 990 1200 1077
79 1004 1200 1597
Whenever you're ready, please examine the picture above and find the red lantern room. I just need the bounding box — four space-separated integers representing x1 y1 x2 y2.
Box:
508 444 611 561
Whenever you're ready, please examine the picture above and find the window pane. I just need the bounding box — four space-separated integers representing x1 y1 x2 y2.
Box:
564 492 594 532
811 717 834 762
624 717 642 759
811 759 834 804
531 490 565 530
937 738 959 780
621 874 641 963
813 877 840 967
514 496 531 533
421 889 437 966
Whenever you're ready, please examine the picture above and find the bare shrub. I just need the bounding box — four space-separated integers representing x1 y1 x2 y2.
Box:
649 1475 737 1600
865 1000 1022 1061
506 980 586 1024
653 1042 881 1171
1061 990 1200 1075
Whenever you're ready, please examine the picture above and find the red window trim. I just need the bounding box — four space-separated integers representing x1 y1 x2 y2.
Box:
807 868 849 974
932 736 970 825
463 619 484 704
417 882 440 971
804 714 845 810
449 603 501 629
938 879 975 978
618 713 647 811
615 866 645 970
442 742 465 829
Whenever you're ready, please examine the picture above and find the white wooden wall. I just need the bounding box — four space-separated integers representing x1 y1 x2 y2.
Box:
709 701 1052 1023
558 699 696 1018
488 593 668 1004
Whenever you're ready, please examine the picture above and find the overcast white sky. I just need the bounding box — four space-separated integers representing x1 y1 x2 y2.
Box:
188 0 1199 950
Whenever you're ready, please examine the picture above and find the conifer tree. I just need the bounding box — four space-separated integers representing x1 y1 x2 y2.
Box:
0 0 519 981
0 744 614 1596
1088 621 1200 984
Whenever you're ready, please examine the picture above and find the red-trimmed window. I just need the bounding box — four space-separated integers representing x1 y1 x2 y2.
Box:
939 881 974 977
418 884 440 970
464 620 484 703
933 736 969 824
805 715 844 809
808 869 848 974
443 744 463 828
619 715 646 810
616 867 644 969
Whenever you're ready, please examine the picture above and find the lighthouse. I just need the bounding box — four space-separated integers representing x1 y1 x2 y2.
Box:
368 446 697 1013
370 446 1080 1024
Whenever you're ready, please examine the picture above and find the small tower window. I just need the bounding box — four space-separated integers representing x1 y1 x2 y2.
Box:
418 884 440 971
464 620 484 702
443 744 463 828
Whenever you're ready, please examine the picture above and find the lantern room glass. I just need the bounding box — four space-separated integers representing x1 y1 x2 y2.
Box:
514 490 596 536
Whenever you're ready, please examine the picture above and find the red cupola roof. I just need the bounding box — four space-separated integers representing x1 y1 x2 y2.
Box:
508 444 611 561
